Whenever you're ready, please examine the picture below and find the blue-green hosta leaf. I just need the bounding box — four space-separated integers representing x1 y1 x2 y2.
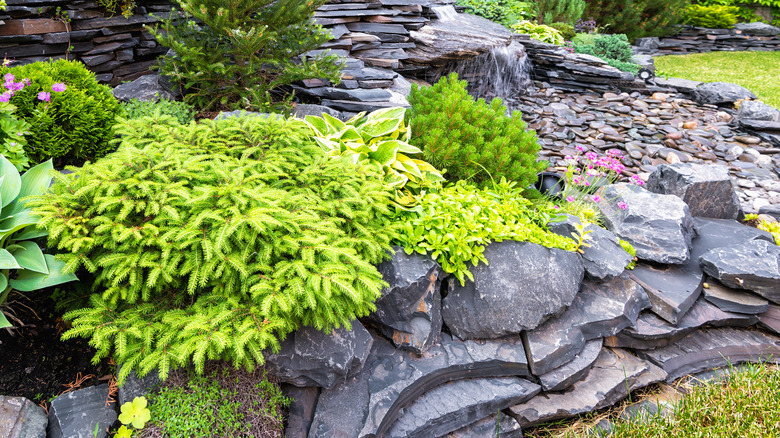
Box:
0 155 21 210
10 226 48 241
0 210 39 241
10 254 78 292
0 248 20 269
3 159 54 216
9 241 48 274
368 140 399 167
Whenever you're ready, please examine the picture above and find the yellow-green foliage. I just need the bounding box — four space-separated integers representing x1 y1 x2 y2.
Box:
511 20 565 45
619 238 637 269
27 114 399 382
758 220 780 245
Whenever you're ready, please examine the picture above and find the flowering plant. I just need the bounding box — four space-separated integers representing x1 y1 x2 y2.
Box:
574 17 597 33
560 145 644 211
0 73 32 170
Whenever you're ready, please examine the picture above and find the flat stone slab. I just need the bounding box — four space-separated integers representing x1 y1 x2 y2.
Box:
690 82 756 106
758 305 780 335
700 240 780 304
598 184 695 265
629 261 703 325
443 412 523 438
646 163 740 219
386 377 540 438
605 297 758 350
48 384 117 438
442 241 584 340
538 339 603 392
524 275 650 375
703 280 770 315
693 218 774 256
0 396 47 438
634 327 780 382
507 348 667 427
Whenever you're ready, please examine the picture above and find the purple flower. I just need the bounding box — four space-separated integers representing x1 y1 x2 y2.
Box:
52 82 66 92
11 82 24 92
618 201 628 210
553 205 560 209
37 91 50 102
585 152 597 161
4 73 14 83
566 196 575 203
24 78 30 86
0 92 9 103
592 195 601 203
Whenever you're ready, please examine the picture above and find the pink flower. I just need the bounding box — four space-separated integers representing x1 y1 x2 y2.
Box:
618 201 628 210
3 73 14 83
553 205 560 209
24 78 30 86
630 175 645 186
566 196 575 202
585 152 597 161
592 195 601 202
37 91 50 102
52 82 66 92
575 145 585 152
0 92 9 103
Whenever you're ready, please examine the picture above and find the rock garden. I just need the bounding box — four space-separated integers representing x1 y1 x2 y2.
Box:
1 0 780 438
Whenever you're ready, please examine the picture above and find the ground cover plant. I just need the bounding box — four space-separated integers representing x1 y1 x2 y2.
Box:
573 33 640 73
150 0 343 112
0 60 122 167
121 98 195 125
512 20 566 44
654 51 780 108
27 114 399 383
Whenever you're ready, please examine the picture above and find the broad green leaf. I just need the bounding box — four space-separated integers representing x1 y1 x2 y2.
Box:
345 111 367 125
395 141 423 155
321 113 345 133
368 141 400 167
11 226 48 241
303 115 328 136
0 248 20 269
366 107 406 123
0 210 39 241
361 117 401 139
0 311 10 329
10 241 48 274
334 127 362 143
10 254 78 291
0 155 21 210
4 159 54 216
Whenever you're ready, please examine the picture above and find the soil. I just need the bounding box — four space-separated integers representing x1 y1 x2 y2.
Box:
0 289 113 407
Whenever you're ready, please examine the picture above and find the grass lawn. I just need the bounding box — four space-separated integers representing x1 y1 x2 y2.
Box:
526 362 780 437
654 51 780 109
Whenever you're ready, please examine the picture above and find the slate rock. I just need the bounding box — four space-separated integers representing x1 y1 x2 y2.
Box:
597 183 695 264
385 377 540 438
702 280 770 315
547 215 632 280
292 103 344 121
693 217 774 254
699 239 780 304
111 74 175 102
117 367 159 406
369 246 443 353
507 348 667 427
634 37 660 51
654 77 702 93
406 13 512 65
523 275 650 375
0 396 47 438
734 22 780 36
443 412 523 438
281 385 320 438
538 339 603 392
442 240 584 340
758 304 780 335
738 100 780 122
308 365 373 438
634 327 780 382
47 385 117 438
646 163 741 219
629 261 703 325
690 82 757 106
264 321 373 388
605 297 758 349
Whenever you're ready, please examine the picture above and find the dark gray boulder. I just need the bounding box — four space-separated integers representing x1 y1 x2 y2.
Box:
690 82 757 106
308 366 373 438
523 275 650 375
507 348 667 427
694 217 775 252
634 327 780 382
605 297 758 350
292 103 344 121
111 74 175 102
281 385 320 438
646 163 741 219
386 377 540 438
444 412 523 438
264 321 373 388
0 396 47 438
634 37 660 52
597 184 695 264
538 339 603 392
703 280 770 315
117 368 159 407
47 385 117 438
738 100 780 122
734 22 780 36
699 239 780 304
368 246 443 353
442 241 584 340
547 215 632 281
629 261 703 325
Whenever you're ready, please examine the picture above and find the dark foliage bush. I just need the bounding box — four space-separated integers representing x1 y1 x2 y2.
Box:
456 0 533 26
583 0 687 40
534 0 586 24
0 60 121 167
407 73 545 188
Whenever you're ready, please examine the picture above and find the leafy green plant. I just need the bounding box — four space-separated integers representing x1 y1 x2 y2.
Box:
0 99 31 172
149 0 343 112
119 397 152 430
28 114 398 382
408 73 546 188
0 60 122 167
583 0 688 40
550 22 577 39
97 0 135 17
619 238 637 269
121 99 195 125
0 156 78 328
396 179 576 285
511 20 566 44
684 4 740 28
574 33 633 62
757 219 780 245
304 107 444 205
533 0 586 24
456 0 535 26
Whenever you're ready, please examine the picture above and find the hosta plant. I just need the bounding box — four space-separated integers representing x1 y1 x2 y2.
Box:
0 155 78 328
304 107 444 205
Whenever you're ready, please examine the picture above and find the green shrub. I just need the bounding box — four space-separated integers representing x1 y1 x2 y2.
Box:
28 114 399 382
605 58 641 73
550 22 577 40
583 0 688 40
0 99 31 171
150 0 342 112
140 362 289 438
684 5 740 28
397 179 576 285
575 33 633 61
121 98 195 125
511 20 566 45
0 60 122 167
456 0 535 26
97 0 135 17
533 0 586 24
408 73 546 188
572 32 598 46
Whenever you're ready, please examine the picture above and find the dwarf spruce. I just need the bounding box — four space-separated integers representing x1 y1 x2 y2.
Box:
27 114 398 383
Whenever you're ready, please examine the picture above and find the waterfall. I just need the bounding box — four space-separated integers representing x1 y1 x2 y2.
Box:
431 5 459 22
447 41 532 103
